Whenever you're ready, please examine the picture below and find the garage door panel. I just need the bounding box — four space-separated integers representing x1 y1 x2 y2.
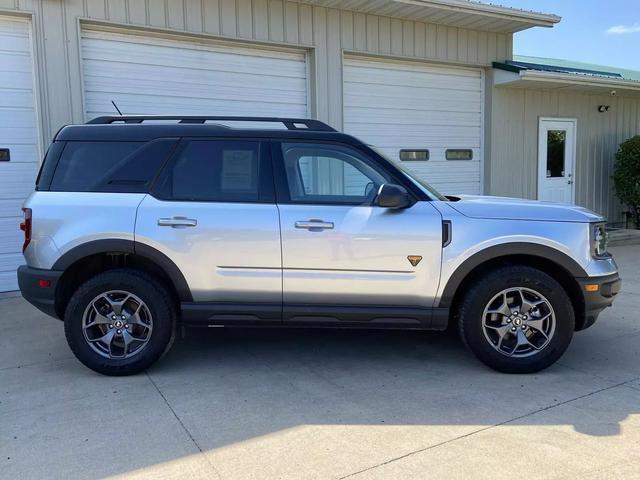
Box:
0 199 25 218
82 45 307 80
0 90 35 109
0 109 37 129
346 108 481 122
81 29 308 121
0 144 38 164
0 217 22 255
0 271 17 292
0 252 21 291
346 57 481 76
401 162 481 195
83 63 307 94
85 95 305 118
0 252 23 271
0 30 30 52
344 93 481 113
0 71 33 90
83 74 306 105
0 163 38 199
345 73 481 92
0 17 37 292
344 56 482 195
346 125 481 140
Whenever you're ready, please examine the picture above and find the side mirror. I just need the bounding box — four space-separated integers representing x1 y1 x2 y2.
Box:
376 184 411 209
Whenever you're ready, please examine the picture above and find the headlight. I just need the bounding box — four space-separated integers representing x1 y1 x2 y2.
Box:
592 223 609 258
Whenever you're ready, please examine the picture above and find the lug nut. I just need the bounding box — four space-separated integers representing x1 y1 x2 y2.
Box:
507 319 512 323
121 315 126 320
511 327 517 332
116 329 122 334
521 325 526 330
109 324 113 328
124 324 129 329
112 315 116 320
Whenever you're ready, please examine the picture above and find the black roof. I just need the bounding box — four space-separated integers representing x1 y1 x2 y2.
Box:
56 116 362 144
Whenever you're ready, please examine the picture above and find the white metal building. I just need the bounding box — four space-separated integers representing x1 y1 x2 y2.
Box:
0 0 639 292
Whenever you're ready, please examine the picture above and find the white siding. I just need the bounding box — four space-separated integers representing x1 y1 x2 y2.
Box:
343 56 483 195
0 16 38 292
81 29 309 119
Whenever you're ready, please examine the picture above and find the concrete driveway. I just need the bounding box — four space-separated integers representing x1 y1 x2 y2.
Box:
1 245 639 480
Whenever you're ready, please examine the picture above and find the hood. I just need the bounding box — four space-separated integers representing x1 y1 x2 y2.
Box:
446 195 605 223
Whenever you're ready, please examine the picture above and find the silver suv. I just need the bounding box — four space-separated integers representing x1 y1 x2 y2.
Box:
18 116 621 376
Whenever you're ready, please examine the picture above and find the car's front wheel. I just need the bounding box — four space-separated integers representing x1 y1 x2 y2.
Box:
64 269 177 376
457 265 575 373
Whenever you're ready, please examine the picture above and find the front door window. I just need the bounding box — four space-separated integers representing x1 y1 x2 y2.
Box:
281 143 391 205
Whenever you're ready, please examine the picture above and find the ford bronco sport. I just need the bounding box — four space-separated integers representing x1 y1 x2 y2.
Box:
18 116 621 376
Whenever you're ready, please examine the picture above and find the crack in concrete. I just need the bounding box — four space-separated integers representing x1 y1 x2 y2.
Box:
339 377 640 479
145 371 222 480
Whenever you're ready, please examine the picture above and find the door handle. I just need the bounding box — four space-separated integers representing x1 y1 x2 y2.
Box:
158 217 198 228
295 219 334 230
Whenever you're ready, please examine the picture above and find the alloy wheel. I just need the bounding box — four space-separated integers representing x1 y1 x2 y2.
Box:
481 287 556 358
82 290 153 359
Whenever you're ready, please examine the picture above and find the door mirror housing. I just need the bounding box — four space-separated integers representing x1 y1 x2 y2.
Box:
376 184 411 209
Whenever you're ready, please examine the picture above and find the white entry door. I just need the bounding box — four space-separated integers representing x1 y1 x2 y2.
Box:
537 118 576 203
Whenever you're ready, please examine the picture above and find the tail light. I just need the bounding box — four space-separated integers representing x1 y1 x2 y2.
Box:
20 208 32 253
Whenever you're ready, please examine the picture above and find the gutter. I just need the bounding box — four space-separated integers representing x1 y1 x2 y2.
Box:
395 0 561 27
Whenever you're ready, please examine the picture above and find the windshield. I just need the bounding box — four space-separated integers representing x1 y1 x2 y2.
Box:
369 146 448 201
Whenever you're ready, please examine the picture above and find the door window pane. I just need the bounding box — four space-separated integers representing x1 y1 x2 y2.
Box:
159 140 260 202
546 130 566 178
281 143 390 204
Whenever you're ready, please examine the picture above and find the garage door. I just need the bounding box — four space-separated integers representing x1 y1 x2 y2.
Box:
343 56 483 195
81 29 308 120
0 17 39 292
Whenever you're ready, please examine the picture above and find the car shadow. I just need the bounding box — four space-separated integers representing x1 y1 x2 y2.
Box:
148 324 638 445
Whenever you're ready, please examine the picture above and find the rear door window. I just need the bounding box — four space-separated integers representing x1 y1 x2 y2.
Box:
49 139 176 192
152 140 272 203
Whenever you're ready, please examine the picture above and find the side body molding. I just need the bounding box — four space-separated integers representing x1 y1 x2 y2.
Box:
52 239 193 302
438 242 588 308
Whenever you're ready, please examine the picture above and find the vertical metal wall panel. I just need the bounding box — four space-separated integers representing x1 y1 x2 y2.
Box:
490 86 640 223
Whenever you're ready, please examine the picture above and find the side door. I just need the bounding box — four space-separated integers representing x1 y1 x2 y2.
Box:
273 140 443 327
135 138 282 322
537 118 576 203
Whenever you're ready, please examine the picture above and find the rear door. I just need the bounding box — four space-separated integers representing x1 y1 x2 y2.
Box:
135 138 282 320
273 140 443 327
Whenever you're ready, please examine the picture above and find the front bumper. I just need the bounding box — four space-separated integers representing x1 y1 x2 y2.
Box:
576 272 621 331
17 265 63 319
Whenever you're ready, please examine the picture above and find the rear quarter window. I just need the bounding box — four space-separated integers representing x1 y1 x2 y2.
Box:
48 139 177 193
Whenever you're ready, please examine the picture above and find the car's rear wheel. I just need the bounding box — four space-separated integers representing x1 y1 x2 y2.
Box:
64 269 176 376
457 265 574 373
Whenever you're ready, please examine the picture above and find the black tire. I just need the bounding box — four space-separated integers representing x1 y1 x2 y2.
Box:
457 265 574 374
64 268 177 376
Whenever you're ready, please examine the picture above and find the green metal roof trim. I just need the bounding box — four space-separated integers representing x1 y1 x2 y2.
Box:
512 55 640 82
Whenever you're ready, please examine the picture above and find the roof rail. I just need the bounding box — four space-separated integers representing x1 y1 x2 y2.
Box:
86 116 337 132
